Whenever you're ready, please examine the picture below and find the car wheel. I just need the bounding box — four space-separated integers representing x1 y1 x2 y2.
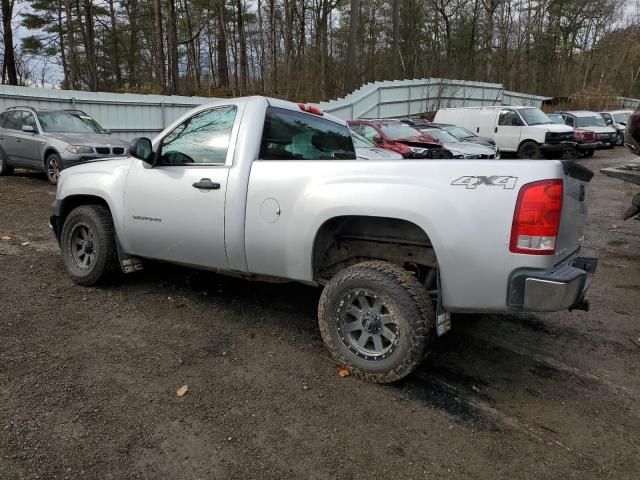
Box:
517 141 543 159
45 153 62 185
318 260 435 383
61 205 118 286
582 149 594 158
0 152 13 176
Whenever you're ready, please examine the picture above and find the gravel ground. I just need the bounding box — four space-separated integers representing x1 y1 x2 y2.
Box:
1 149 639 480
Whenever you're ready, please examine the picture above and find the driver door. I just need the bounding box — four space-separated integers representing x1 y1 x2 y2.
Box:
122 105 237 269
493 109 523 152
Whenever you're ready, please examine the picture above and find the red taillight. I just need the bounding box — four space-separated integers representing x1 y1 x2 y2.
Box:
298 103 324 116
510 179 563 255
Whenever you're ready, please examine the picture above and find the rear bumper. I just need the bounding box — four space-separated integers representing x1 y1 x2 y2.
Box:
508 249 598 312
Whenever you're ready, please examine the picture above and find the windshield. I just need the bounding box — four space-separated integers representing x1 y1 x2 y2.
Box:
613 112 632 123
420 128 459 143
576 116 606 128
443 126 474 139
351 131 375 148
547 114 565 124
519 108 552 126
37 112 107 134
379 123 421 140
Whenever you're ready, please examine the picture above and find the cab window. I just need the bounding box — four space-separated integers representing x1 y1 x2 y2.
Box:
564 115 575 127
158 106 237 166
359 125 380 142
498 110 522 126
260 107 355 160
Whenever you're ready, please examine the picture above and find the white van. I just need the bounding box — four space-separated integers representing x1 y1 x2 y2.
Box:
433 106 575 158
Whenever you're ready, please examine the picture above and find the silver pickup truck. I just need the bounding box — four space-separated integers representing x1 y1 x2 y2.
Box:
50 96 598 383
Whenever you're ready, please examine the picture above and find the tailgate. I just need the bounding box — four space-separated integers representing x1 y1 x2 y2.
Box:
555 161 594 260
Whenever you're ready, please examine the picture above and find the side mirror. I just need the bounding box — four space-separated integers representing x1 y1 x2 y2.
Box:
22 125 36 133
372 135 382 144
605 118 613 125
129 137 154 164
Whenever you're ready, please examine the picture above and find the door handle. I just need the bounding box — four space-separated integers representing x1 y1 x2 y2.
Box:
192 178 220 190
495 127 498 133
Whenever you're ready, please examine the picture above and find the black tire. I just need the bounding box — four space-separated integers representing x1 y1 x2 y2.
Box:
318 260 435 383
517 141 543 159
0 152 13 176
582 149 594 158
60 205 118 286
45 153 62 185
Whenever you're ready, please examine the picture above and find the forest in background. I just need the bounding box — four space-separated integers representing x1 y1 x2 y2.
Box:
1 0 640 103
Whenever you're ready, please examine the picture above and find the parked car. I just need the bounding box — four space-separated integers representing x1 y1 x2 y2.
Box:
351 131 403 160
557 111 617 149
547 113 566 125
572 129 600 158
401 118 496 148
599 110 633 146
0 106 128 184
50 96 598 383
412 126 499 159
433 106 576 159
347 119 451 158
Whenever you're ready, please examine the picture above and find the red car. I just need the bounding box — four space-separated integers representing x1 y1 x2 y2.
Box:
348 119 451 158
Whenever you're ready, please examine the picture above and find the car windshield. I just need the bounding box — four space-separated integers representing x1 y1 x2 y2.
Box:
379 123 421 140
37 112 107 134
420 128 459 143
351 131 375 148
519 108 552 126
576 115 606 128
547 114 566 124
613 112 632 123
443 126 475 139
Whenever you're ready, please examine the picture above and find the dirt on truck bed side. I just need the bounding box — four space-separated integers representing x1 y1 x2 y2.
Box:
1 149 639 480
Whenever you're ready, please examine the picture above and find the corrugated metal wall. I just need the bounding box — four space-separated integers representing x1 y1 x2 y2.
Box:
314 78 549 120
0 80 549 139
0 85 217 141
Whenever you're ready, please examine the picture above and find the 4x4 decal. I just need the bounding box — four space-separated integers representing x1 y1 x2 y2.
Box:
451 175 518 190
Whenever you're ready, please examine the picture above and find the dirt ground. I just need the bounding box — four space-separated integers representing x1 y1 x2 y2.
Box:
0 149 639 480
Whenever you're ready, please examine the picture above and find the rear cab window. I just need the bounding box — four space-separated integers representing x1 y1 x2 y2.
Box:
260 107 355 160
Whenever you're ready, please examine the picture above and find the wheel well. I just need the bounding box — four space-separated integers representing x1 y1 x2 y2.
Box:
52 195 111 241
517 139 540 151
43 148 59 166
312 216 437 285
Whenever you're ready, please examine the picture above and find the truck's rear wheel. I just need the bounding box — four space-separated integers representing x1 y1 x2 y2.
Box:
582 149 594 158
517 141 543 159
61 205 118 286
318 261 435 383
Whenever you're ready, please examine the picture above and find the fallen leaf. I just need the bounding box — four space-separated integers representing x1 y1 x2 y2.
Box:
337 366 350 378
21 242 29 246
0 236 10 240
176 384 188 397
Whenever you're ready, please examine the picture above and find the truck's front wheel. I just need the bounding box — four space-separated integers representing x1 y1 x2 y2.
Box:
517 141 543 159
318 261 435 383
61 205 118 286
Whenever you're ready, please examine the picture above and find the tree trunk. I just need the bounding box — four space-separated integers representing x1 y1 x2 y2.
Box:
1 0 18 85
107 0 122 88
237 0 248 93
167 0 180 94
65 0 78 89
126 0 138 88
392 0 400 76
217 0 229 88
345 0 359 92
83 0 98 91
153 0 166 92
